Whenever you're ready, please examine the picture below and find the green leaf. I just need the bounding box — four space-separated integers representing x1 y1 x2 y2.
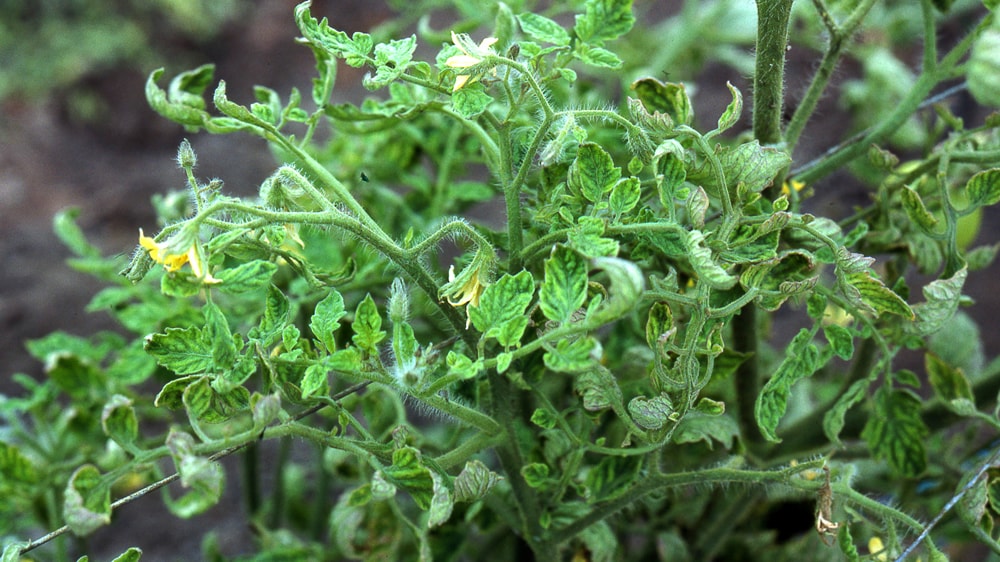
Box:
540 246 588 324
823 325 855 360
575 45 623 68
862 386 928 476
901 185 939 233
453 459 502 503
215 260 277 293
966 169 1000 209
366 35 417 89
46 354 107 401
310 290 346 353
145 327 213 375
295 4 372 67
531 408 559 429
54 208 101 258
838 525 860 562
544 337 597 373
352 294 386 353
823 378 870 445
716 82 743 133
609 177 641 217
446 351 483 380
574 0 635 45
909 267 967 336
300 363 329 400
755 329 822 442
843 271 914 319
109 548 143 562
452 82 492 117
203 301 236 371
101 395 139 451
926 353 974 406
0 442 38 486
585 455 641 503
381 447 434 510
64 465 111 536
469 270 534 347
568 143 621 203
517 12 570 45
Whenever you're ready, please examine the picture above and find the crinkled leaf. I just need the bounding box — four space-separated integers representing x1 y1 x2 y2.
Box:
300 363 329 400
352 294 386 353
568 143 621 203
567 216 620 257
46 353 106 401
544 337 597 373
540 246 588 324
310 290 346 353
716 81 743 133
109 548 143 562
609 177 641 217
203 301 236 371
257 284 290 346
843 271 914 319
165 430 225 518
469 270 534 347
628 394 674 430
631 78 691 127
381 447 434 510
901 185 939 233
966 168 1000 209
688 230 737 290
521 463 551 489
366 35 416 89
823 378 871 445
645 302 674 348
145 327 213 375
926 352 974 407
673 412 739 450
447 351 483 380
183 377 249 424
64 465 111 536
687 140 791 197
862 386 928 477
215 260 277 294
517 12 570 45
531 408 558 429
451 82 492 118
453 459 502 503
427 472 454 528
101 395 139 451
823 325 855 360
755 329 822 442
908 267 967 336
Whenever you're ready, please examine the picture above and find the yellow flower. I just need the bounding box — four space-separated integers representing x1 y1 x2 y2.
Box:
781 179 806 196
445 31 498 91
868 537 888 561
139 229 220 283
440 255 491 328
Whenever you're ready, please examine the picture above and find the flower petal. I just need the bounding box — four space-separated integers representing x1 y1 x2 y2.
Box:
446 54 481 69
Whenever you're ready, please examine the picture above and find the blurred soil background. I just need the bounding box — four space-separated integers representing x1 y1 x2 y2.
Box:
2 0 1000 559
